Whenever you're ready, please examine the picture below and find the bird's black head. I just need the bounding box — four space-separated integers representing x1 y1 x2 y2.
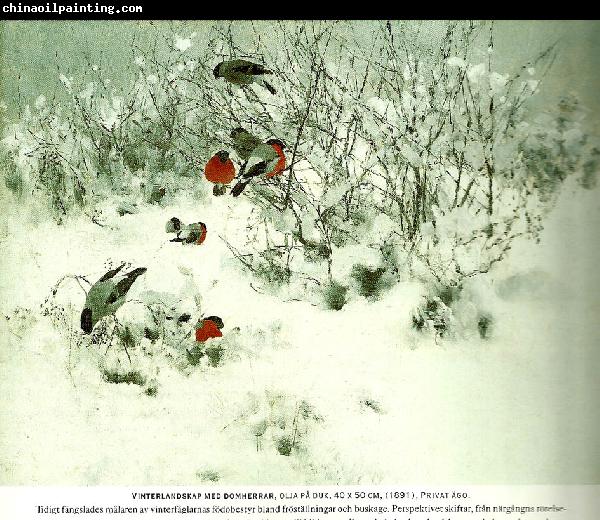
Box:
213 63 223 78
81 308 93 334
205 315 224 329
267 138 286 150
170 217 182 231
216 150 229 162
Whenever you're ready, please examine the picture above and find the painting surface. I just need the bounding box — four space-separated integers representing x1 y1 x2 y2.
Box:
0 20 599 485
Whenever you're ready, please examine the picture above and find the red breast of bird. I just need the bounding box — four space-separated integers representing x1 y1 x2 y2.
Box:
266 141 286 178
205 152 236 184
195 319 223 342
196 224 207 245
189 222 207 245
247 142 286 179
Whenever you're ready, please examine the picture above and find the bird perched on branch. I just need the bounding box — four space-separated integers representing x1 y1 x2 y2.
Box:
230 127 263 162
80 264 147 334
166 218 208 245
204 150 236 196
231 138 287 197
213 59 277 95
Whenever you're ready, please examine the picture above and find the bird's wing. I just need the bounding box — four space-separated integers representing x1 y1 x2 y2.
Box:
243 161 268 179
251 143 278 161
243 143 279 176
98 263 126 283
172 226 200 244
183 224 204 243
230 60 272 75
243 153 281 179
107 267 147 304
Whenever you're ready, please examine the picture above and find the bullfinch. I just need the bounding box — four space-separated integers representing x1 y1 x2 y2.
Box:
204 150 236 196
186 315 224 366
167 219 208 245
213 59 276 95
231 138 286 197
80 264 147 334
195 315 224 342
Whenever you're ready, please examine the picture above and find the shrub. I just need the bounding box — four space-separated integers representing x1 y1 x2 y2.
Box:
239 391 322 456
322 281 348 310
412 295 455 338
351 265 387 299
211 21 598 302
275 436 294 456
102 370 147 386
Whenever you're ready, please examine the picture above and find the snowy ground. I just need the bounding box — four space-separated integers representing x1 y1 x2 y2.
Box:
0 180 598 485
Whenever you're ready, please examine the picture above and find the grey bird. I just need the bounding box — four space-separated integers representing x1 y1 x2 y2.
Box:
213 59 277 95
80 264 147 333
230 127 263 162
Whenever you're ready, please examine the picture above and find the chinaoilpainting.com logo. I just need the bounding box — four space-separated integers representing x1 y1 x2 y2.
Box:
1 2 143 14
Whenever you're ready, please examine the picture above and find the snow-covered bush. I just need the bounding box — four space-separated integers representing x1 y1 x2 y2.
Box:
207 21 599 317
0 30 223 222
37 262 290 391
521 94 600 197
322 280 348 311
2 21 597 322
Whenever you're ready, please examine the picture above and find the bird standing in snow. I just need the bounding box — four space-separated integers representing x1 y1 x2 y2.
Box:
166 218 208 245
195 315 224 342
80 264 147 334
186 315 225 366
204 150 236 196
213 59 277 95
231 138 286 197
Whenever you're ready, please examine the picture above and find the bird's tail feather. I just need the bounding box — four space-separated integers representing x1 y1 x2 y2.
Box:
81 308 93 334
262 80 277 95
231 179 251 197
244 161 267 179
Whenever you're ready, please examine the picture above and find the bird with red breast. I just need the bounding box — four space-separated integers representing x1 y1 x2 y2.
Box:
186 315 225 366
231 138 286 197
165 218 208 245
194 315 224 342
204 150 236 196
